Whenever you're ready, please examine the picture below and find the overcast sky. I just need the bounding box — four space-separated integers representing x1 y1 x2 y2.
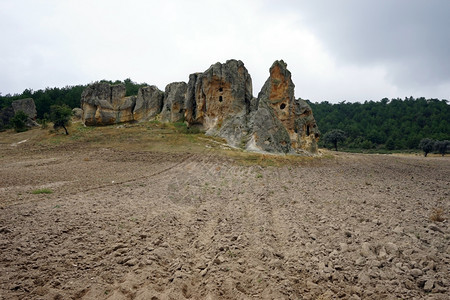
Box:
1 0 449 103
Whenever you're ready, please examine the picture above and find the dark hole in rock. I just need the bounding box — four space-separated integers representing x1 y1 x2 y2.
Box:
219 87 223 92
315 133 319 138
179 109 183 113
306 126 310 136
280 103 286 110
219 96 223 102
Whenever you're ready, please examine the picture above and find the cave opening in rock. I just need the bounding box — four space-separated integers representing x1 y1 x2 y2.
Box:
219 96 223 102
280 103 286 110
306 126 310 136
219 87 223 92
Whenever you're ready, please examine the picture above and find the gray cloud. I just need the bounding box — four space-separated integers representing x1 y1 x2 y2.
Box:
280 0 450 88
1 0 449 102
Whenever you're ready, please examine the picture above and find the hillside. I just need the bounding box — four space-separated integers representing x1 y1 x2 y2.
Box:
2 81 450 151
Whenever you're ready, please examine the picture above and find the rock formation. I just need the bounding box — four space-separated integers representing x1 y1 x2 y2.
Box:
81 83 136 126
12 98 37 120
72 108 83 120
160 82 187 123
133 86 164 121
250 60 320 153
79 59 320 154
185 59 254 147
12 98 39 127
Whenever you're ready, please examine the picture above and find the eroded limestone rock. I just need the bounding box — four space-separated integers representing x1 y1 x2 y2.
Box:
12 98 39 127
160 82 187 123
81 83 136 126
72 108 83 120
185 59 253 147
133 85 164 121
12 98 37 120
250 60 320 153
79 59 320 154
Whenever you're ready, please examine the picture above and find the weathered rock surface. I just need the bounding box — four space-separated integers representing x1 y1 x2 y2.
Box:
81 83 136 126
72 108 83 120
12 98 37 120
80 59 320 154
133 86 164 121
160 82 187 123
11 98 39 127
250 60 320 153
247 99 291 153
185 60 253 147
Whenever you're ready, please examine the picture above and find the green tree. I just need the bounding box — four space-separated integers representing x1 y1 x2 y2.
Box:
434 140 449 156
385 137 395 150
323 129 347 151
419 138 434 157
0 106 14 131
10 110 29 132
50 105 72 135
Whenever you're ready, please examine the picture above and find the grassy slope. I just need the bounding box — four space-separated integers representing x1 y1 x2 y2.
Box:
1 120 333 167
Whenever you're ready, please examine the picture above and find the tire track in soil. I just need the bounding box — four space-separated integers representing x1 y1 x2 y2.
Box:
1 150 449 299
0 151 207 299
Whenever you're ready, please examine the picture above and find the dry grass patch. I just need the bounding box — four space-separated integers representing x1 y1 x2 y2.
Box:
430 208 446 222
1 121 332 167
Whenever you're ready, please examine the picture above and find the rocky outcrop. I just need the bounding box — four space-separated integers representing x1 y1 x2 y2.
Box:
250 60 320 153
12 98 37 120
12 98 39 127
185 59 254 147
133 86 164 121
247 99 291 153
79 59 320 154
81 83 136 126
72 108 83 120
160 82 187 123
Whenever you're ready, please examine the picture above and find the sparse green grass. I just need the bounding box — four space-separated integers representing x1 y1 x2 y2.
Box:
31 188 53 194
2 120 334 167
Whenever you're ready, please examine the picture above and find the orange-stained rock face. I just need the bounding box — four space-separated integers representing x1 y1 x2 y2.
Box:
79 60 319 154
251 60 320 153
267 62 294 129
192 76 234 129
185 60 253 141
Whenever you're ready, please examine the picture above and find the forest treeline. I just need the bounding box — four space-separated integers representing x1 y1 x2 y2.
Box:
0 79 146 121
308 97 450 150
1 80 449 150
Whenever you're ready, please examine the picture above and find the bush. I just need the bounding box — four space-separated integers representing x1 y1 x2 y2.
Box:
50 105 72 135
10 110 29 132
323 129 347 151
0 106 14 131
419 138 434 157
434 140 449 156
385 138 395 150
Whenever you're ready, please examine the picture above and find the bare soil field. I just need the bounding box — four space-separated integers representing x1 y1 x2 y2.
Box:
0 124 449 299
